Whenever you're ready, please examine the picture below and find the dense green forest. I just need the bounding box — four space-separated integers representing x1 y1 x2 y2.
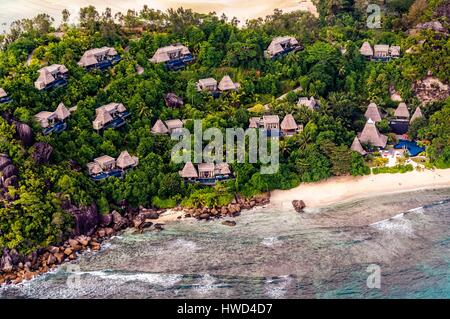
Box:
0 0 449 253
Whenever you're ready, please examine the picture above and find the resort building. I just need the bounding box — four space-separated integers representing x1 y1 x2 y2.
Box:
264 36 300 59
249 115 280 130
297 97 318 111
410 107 423 123
87 151 138 180
218 75 240 92
394 102 410 121
34 64 69 90
150 44 194 70
151 119 169 134
165 119 184 134
179 161 232 185
151 119 183 135
358 118 388 149
197 78 218 92
359 42 401 61
35 102 71 135
197 76 240 96
78 47 121 70
164 93 184 108
280 114 302 136
350 136 367 156
390 102 411 135
364 102 382 122
92 103 130 131
0 88 12 104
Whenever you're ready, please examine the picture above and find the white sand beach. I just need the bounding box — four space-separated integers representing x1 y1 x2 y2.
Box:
270 169 450 209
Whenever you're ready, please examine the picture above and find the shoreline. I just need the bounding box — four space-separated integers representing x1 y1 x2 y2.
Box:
270 169 450 210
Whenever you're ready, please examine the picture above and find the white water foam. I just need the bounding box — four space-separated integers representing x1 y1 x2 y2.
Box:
261 236 282 247
168 238 200 251
370 213 414 235
81 270 182 287
264 276 292 298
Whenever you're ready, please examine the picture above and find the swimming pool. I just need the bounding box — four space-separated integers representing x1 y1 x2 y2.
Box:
394 140 425 157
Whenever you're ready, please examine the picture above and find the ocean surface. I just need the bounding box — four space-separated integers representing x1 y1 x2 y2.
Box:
0 0 309 32
1 188 450 299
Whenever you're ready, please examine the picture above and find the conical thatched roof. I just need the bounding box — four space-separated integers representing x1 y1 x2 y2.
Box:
94 108 113 126
218 75 239 91
280 114 297 130
350 136 367 156
360 42 373 56
116 151 138 169
364 103 382 122
358 119 388 148
394 102 410 119
87 162 102 175
0 88 7 98
180 162 198 178
410 107 423 123
55 103 70 121
151 119 169 134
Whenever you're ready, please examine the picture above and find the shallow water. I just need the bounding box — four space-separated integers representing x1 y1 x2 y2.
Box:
1 188 450 299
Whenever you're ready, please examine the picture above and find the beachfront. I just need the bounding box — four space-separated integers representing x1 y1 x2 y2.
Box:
270 169 450 208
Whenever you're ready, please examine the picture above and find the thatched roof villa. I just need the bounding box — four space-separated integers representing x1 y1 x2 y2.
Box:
350 136 367 156
265 36 300 59
151 119 169 134
297 97 318 111
410 107 423 123
87 151 138 179
150 44 191 64
280 114 300 136
179 162 198 179
394 102 410 120
78 47 120 69
179 162 232 184
365 103 382 122
358 119 388 148
150 44 194 70
218 75 240 92
35 64 69 90
92 103 128 131
35 103 71 134
116 151 139 170
151 119 183 135
197 78 218 92
359 42 400 60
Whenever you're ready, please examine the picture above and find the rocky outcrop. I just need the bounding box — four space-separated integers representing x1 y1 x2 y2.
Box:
0 154 19 200
13 122 34 147
64 203 100 236
413 72 449 105
292 200 306 213
179 193 270 220
32 142 53 164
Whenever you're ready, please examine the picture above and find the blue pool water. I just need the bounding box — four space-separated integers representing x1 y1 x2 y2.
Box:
395 140 425 157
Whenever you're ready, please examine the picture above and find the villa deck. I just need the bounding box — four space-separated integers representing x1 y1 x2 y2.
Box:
165 54 195 71
0 96 12 104
91 169 124 181
42 122 67 135
86 56 121 71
